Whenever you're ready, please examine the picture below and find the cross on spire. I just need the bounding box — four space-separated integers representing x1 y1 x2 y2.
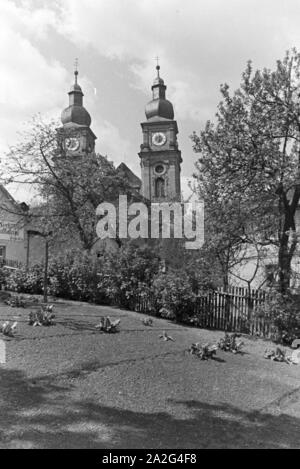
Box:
74 58 79 83
154 56 160 76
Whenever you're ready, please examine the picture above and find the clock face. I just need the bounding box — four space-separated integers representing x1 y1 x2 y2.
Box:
152 132 167 146
65 137 80 151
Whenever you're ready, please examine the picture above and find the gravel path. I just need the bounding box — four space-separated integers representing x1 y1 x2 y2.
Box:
0 298 299 448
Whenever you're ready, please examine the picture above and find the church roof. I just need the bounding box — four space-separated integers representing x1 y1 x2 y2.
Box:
145 98 174 120
116 163 141 189
61 70 92 127
61 105 91 127
145 65 174 121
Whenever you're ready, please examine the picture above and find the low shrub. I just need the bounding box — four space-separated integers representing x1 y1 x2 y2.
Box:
2 246 202 323
218 333 244 353
6 265 44 294
4 251 109 304
48 252 108 304
0 266 9 288
256 293 300 345
151 270 196 321
189 342 218 360
99 244 160 308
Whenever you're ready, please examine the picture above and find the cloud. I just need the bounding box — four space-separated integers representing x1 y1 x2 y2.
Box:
55 0 300 125
0 1 69 153
57 0 206 120
3 0 300 187
1 0 58 40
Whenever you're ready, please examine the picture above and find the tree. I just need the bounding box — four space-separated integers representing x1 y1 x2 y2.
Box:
191 48 300 294
0 116 131 253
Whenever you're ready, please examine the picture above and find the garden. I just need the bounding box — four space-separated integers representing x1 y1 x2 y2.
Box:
1 244 300 360
0 291 300 448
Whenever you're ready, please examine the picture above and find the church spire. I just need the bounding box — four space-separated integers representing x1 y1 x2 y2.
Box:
139 62 181 202
74 58 79 84
145 62 174 120
68 66 83 107
61 62 91 127
152 63 166 100
74 69 78 85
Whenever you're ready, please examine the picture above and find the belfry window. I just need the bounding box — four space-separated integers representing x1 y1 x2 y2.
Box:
155 177 165 198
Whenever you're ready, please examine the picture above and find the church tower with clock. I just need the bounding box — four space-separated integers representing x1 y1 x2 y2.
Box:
139 65 182 202
58 69 97 157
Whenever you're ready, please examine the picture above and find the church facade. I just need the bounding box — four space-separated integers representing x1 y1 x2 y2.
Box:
56 63 182 204
0 64 183 267
139 65 182 202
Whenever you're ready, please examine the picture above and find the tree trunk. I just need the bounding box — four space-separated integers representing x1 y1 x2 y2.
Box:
277 184 299 294
278 241 291 294
278 213 297 295
43 239 49 303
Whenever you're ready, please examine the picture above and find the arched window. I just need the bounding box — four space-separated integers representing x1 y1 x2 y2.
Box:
155 177 165 198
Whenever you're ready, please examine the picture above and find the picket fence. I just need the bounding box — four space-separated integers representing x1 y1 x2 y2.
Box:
133 286 276 338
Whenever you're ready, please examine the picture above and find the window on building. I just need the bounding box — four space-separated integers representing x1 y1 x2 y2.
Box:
155 164 164 174
155 177 165 198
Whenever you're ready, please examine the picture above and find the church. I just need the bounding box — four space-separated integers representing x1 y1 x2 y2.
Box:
2 64 299 290
0 64 183 268
57 63 182 202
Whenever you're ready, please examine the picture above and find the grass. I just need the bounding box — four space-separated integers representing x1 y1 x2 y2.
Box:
0 296 299 449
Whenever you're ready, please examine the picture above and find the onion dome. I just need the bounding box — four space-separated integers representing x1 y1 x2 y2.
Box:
145 65 174 120
61 70 91 127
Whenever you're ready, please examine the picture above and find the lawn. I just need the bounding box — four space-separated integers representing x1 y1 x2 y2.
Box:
0 297 299 449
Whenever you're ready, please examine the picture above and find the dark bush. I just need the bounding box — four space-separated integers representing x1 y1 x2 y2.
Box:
99 244 160 308
256 293 300 345
6 264 44 294
151 270 196 321
48 251 109 303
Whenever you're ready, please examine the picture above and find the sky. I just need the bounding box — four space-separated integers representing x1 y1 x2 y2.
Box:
1 0 300 202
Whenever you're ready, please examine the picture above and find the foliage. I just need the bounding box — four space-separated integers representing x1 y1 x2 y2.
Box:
189 342 218 360
95 317 120 333
99 244 161 308
218 333 244 353
0 290 11 303
0 117 131 252
256 293 300 345
264 347 292 364
4 246 161 308
0 267 9 289
0 321 17 337
28 305 55 326
4 251 107 303
159 307 176 320
6 265 44 294
48 251 108 303
142 318 153 326
151 270 196 321
183 251 221 292
4 295 26 308
191 48 300 292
